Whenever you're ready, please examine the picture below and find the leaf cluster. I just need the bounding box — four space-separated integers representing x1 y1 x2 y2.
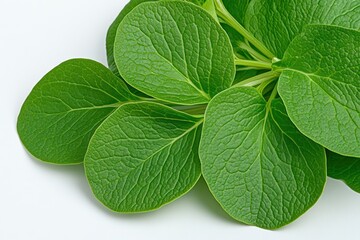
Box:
17 0 360 229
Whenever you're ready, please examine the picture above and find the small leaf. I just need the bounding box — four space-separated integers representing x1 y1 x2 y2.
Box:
85 102 202 212
17 59 138 164
246 0 360 57
199 87 326 229
114 1 235 105
327 151 360 193
276 25 360 157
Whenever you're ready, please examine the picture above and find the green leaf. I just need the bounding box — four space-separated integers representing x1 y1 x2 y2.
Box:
221 24 244 52
85 102 202 212
106 0 156 77
234 69 267 85
327 151 360 193
106 0 156 98
187 0 207 5
17 59 138 164
190 0 218 19
106 0 214 75
114 1 235 105
246 0 360 57
223 0 251 25
199 87 326 229
275 25 360 157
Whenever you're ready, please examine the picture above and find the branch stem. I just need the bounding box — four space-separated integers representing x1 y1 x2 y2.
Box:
233 71 279 88
214 0 275 60
235 58 272 69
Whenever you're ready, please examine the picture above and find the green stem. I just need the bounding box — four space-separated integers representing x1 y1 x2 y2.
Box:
238 42 271 63
266 82 278 106
233 71 279 87
257 77 276 94
141 98 207 116
214 0 275 60
235 58 272 69
237 66 259 71
173 104 207 116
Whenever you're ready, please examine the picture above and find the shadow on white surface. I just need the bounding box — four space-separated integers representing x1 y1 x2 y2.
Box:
27 153 238 224
190 178 240 224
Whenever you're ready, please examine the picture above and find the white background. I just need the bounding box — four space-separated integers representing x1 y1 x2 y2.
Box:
1 0 359 239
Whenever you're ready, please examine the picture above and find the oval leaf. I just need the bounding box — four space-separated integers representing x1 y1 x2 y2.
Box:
199 87 326 229
106 0 215 76
276 25 360 157
327 151 360 193
114 1 235 105
246 0 360 57
85 102 202 212
17 59 138 164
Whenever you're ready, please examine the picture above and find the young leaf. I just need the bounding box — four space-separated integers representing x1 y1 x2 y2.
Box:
85 102 202 212
114 1 235 105
275 25 360 157
17 59 139 164
106 0 155 77
199 87 326 229
245 0 360 57
327 151 360 193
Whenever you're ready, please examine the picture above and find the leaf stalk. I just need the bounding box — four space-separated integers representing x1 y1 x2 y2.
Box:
213 0 276 60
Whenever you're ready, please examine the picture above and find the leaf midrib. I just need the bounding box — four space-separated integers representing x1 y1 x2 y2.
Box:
36 101 127 116
137 26 211 101
112 118 203 204
116 118 203 179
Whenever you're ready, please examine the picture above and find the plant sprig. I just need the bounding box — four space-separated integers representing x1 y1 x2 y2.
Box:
18 0 360 229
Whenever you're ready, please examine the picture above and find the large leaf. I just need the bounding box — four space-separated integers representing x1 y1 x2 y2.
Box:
275 25 360 157
245 0 360 57
199 87 326 229
114 1 235 105
107 0 220 97
327 151 360 193
106 0 214 76
17 59 138 164
106 0 211 74
85 102 202 212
